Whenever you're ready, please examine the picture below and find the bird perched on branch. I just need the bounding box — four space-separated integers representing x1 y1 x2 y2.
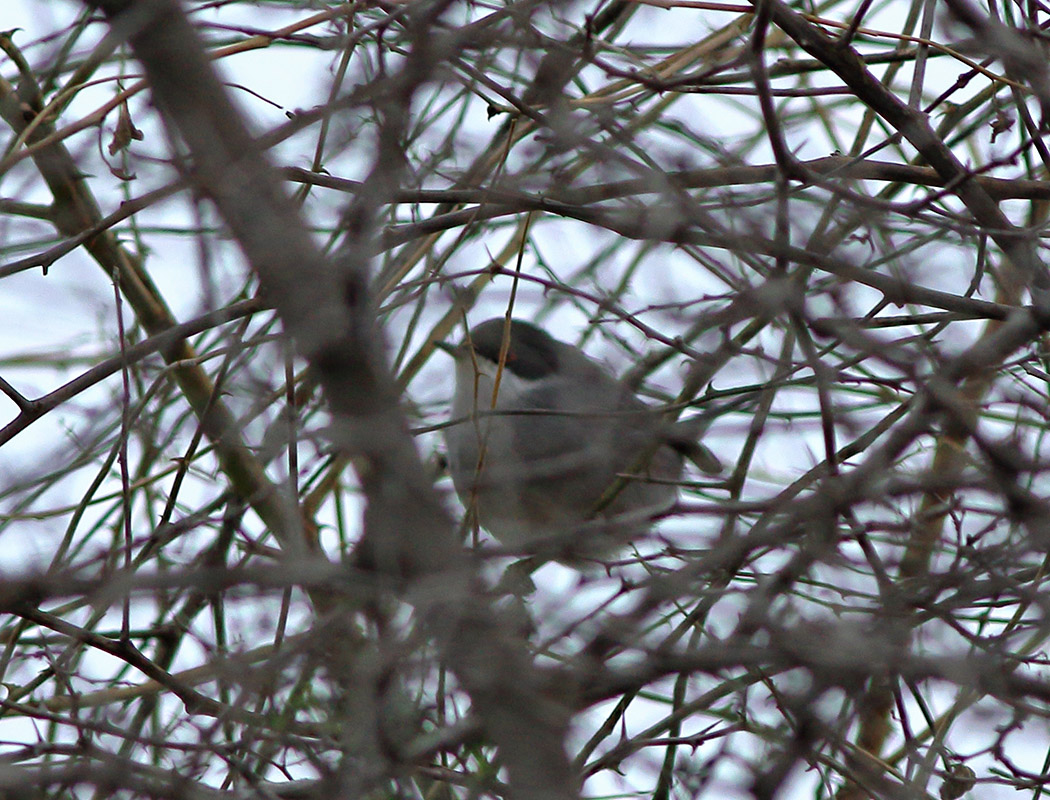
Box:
438 318 720 558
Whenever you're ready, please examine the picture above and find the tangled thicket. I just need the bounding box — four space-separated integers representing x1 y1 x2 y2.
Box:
0 0 1049 798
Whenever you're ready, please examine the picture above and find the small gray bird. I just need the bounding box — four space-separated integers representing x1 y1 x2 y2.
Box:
438 318 720 556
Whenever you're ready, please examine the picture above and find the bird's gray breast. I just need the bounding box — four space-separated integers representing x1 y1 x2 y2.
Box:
445 367 682 546
509 378 675 519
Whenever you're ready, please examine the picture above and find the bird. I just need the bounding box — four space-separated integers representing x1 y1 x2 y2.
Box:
437 317 720 558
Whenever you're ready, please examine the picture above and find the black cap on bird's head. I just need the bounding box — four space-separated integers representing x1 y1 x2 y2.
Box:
438 318 561 381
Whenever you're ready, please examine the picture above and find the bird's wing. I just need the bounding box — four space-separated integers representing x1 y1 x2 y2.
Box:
662 417 722 475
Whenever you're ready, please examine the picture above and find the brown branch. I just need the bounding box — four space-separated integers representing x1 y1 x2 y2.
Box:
758 0 1050 307
0 299 263 447
0 75 305 554
84 1 583 797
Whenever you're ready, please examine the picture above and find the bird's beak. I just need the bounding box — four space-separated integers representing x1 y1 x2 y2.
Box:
434 339 463 358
